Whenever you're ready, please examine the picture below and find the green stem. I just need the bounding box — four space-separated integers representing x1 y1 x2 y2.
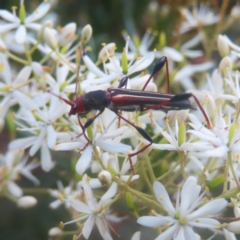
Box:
113 175 165 213
145 156 155 183
179 151 187 181
140 159 153 193
228 152 240 188
4 51 28 65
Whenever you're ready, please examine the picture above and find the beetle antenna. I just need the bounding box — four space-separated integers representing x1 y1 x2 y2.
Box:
47 90 73 107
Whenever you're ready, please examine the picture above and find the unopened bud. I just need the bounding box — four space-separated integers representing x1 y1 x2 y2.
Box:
38 20 54 41
227 221 240 234
218 56 232 78
59 22 77 46
81 24 92 44
231 5 240 19
217 35 230 57
17 196 37 208
137 142 153 158
98 170 112 186
144 82 157 92
44 27 58 50
48 227 62 237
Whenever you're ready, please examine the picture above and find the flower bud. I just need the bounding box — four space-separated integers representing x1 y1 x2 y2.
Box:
59 22 77 46
17 196 37 208
81 24 92 44
44 27 58 50
48 227 62 237
227 221 240 234
137 142 153 159
38 20 53 41
218 56 232 78
217 35 230 57
98 170 112 186
231 5 240 19
144 82 157 92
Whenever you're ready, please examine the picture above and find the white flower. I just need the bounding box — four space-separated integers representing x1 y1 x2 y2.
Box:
0 53 32 130
85 152 139 200
121 30 183 62
48 181 82 209
83 38 156 91
64 174 113 240
0 1 51 44
0 149 39 198
188 110 240 159
53 109 132 175
179 5 219 34
8 98 66 172
137 176 227 239
174 61 214 90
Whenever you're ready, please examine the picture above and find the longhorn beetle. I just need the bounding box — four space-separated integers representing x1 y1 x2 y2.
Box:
49 55 211 173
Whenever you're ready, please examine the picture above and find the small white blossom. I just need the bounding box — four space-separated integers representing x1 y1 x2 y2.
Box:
64 174 113 240
137 176 227 239
0 149 39 198
0 1 51 44
48 181 82 209
53 109 132 175
179 5 219 34
0 53 32 130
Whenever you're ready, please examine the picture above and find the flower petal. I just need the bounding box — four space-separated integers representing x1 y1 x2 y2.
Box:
82 215 94 239
95 217 112 240
76 146 92 175
52 142 85 151
29 127 47 156
188 199 227 220
0 10 20 22
97 140 131 153
40 142 54 172
8 136 36 150
68 199 91 214
0 22 19 33
137 216 170 227
101 182 117 201
7 181 22 198
128 52 155 75
153 181 176 216
14 25 26 44
25 2 51 23
47 125 56 148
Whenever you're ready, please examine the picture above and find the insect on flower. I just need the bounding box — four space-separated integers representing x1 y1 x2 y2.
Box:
49 54 212 173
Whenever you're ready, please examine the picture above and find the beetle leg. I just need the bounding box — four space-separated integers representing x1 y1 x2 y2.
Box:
115 112 153 173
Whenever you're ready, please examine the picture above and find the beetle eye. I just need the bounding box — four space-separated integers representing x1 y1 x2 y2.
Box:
72 103 77 110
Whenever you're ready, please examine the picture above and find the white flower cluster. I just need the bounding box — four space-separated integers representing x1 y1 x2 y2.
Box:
1 1 240 240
